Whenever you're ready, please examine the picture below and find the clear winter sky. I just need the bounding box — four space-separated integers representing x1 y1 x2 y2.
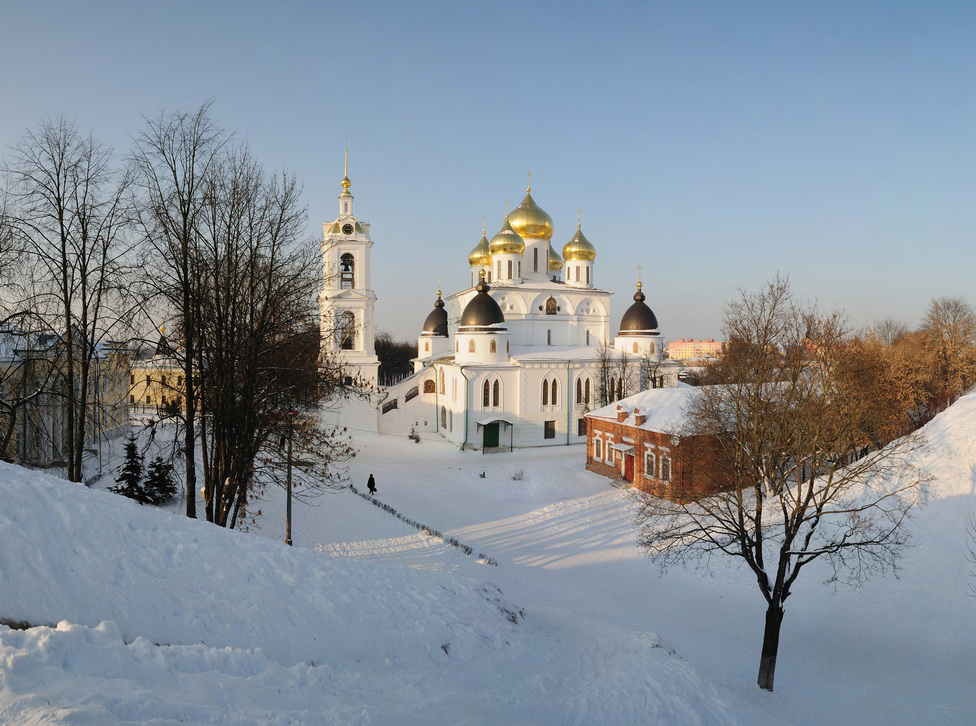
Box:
2 1 974 341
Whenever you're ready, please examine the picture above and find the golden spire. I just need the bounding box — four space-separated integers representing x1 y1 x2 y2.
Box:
637 265 643 290
160 324 166 335
527 170 531 193
483 216 487 235
505 199 509 216
577 208 581 229
341 142 351 192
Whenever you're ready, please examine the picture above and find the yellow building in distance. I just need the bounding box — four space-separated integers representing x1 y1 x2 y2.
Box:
666 338 725 361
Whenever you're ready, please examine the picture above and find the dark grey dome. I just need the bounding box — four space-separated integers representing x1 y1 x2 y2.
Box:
618 284 659 334
459 276 505 328
421 293 448 336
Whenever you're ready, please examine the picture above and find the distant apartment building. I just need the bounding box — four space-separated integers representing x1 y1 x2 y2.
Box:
667 338 724 361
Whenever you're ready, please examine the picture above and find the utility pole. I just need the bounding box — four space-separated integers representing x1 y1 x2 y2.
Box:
285 411 295 546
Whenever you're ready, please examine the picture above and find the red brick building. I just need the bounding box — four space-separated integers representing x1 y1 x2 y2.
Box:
584 386 728 501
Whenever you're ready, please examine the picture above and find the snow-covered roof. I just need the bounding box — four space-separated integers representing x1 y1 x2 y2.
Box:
510 346 605 362
586 385 704 433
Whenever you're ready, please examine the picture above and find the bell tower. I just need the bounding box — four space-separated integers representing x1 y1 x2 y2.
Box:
318 147 380 388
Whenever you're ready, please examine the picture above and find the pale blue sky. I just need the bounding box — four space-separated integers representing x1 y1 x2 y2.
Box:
2 1 974 340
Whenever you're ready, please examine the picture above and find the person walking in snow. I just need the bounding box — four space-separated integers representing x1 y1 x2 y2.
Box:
367 473 377 495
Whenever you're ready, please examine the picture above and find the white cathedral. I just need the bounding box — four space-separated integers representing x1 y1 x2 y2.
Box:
319 159 676 450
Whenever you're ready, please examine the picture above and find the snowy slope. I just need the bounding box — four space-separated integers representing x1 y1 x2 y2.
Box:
0 462 767 724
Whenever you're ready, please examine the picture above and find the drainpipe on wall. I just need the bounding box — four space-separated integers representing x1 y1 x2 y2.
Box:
566 359 572 445
460 366 471 451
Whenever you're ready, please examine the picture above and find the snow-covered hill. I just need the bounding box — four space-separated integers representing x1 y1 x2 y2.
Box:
2 390 976 724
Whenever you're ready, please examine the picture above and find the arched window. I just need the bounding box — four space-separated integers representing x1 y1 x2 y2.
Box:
493 379 500 406
483 380 490 407
506 340 510 353
542 379 549 406
575 267 580 282
632 342 639 354
468 339 475 353
585 378 590 403
441 405 447 428
497 260 502 279
542 375 558 408
490 339 496 353
551 379 558 406
339 311 355 350
576 377 583 404
340 253 355 289
586 267 590 285
424 379 435 394
424 341 430 352
439 368 445 395
545 296 557 315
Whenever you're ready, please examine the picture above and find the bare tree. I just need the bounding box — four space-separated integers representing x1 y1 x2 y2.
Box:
870 317 909 347
5 117 133 482
922 296 976 405
637 276 928 691
131 102 225 517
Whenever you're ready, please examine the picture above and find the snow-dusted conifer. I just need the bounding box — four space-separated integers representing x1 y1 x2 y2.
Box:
143 456 177 506
111 435 147 503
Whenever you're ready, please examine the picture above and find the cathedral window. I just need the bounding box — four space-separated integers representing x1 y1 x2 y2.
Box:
424 341 430 352
542 375 559 408
493 379 500 406
575 267 580 282
545 296 557 315
586 267 590 285
577 418 586 436
339 311 356 350
497 261 502 280
441 405 447 428
542 380 549 406
506 340 510 353
576 375 591 405
340 253 355 289
533 248 539 272
544 420 556 439
586 330 590 345
439 369 445 395
456 340 459 352
483 380 490 407
518 261 522 278
585 378 591 403
468 339 475 353
490 339 496 353
576 377 582 404
507 260 513 279
424 379 435 394
452 378 457 402
633 342 639 354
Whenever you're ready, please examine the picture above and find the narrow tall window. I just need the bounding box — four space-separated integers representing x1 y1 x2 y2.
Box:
594 438 603 459
340 311 356 350
584 378 590 403
547 329 552 345
551 380 558 406
493 379 500 406
575 267 580 282
586 267 590 285
340 253 355 289
586 330 590 345
542 380 549 406
483 380 490 407
544 420 556 439
533 247 539 272
633 342 639 354
661 456 671 482
576 377 583 404
497 261 502 279
468 339 475 353
508 260 513 279
439 369 445 395
490 339 497 353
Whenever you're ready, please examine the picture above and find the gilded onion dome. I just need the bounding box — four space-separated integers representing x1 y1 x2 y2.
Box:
548 242 563 271
468 230 491 266
489 217 525 255
563 222 597 261
508 185 554 240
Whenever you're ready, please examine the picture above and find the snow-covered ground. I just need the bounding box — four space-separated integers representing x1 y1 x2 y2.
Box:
2 393 976 724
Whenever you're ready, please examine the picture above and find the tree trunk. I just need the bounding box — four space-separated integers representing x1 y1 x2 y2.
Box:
757 601 784 691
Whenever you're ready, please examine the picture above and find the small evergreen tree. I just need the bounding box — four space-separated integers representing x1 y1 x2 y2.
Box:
143 456 177 505
111 435 147 503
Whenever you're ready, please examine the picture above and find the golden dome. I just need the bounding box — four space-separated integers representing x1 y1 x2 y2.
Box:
548 242 563 271
489 217 525 255
508 186 554 240
468 231 491 266
563 223 596 261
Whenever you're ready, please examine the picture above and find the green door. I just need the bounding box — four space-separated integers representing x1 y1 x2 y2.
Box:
483 422 499 448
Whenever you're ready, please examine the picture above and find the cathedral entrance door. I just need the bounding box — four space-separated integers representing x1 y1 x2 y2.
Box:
624 454 635 482
483 422 499 448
